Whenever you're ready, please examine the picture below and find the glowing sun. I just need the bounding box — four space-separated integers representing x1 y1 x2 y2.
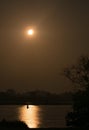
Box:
27 29 34 35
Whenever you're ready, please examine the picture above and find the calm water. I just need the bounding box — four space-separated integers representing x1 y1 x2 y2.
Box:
0 105 72 128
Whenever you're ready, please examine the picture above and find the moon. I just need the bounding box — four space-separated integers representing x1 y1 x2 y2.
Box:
27 29 34 35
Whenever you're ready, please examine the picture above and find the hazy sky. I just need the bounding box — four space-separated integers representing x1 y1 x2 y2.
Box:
0 0 89 93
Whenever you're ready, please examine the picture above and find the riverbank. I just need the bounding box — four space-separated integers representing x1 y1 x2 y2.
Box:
0 120 88 130
0 120 29 129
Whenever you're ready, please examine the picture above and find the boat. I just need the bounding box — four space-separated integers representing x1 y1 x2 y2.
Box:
27 104 29 109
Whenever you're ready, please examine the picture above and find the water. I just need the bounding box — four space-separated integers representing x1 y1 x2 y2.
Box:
0 105 72 128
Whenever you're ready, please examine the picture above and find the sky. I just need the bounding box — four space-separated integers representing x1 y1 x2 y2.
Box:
0 0 89 93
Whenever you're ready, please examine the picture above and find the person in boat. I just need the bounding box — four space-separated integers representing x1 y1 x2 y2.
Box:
27 104 29 109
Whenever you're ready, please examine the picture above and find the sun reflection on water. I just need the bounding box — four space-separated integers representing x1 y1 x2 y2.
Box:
18 105 40 128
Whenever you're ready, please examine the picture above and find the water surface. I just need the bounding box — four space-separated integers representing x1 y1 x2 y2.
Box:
0 105 72 128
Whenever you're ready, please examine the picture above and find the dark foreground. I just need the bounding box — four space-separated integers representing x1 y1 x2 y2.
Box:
0 120 88 130
0 120 29 130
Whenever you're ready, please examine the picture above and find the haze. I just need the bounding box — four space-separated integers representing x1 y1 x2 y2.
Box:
0 0 89 93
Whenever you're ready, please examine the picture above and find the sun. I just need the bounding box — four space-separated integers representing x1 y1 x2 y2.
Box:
27 29 34 35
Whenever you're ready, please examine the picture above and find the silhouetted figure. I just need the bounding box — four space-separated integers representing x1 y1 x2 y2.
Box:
27 104 29 109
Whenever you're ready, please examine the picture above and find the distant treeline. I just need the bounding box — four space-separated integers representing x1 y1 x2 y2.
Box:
0 89 73 105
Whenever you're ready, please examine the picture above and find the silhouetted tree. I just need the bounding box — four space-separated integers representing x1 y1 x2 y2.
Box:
64 56 89 127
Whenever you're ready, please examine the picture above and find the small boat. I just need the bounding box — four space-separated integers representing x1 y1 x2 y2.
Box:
27 104 29 109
